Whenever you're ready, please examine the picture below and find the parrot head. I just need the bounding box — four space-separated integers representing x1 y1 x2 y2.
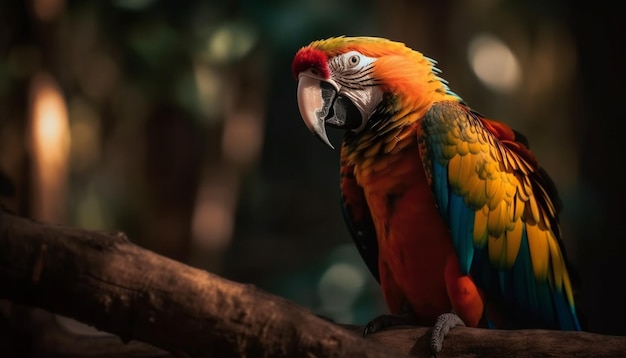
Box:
292 36 460 149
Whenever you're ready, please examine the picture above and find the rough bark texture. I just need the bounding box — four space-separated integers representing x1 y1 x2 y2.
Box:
351 325 626 357
0 301 171 357
1 210 625 357
0 211 406 357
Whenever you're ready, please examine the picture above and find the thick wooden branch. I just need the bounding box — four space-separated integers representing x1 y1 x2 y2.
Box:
0 211 406 357
0 210 625 357
0 301 171 357
345 325 626 357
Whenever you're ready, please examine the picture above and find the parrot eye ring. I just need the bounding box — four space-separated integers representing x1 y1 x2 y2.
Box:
348 55 360 67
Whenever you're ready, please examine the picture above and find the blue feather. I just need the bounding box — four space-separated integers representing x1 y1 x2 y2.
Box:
510 226 536 312
552 288 581 330
448 193 474 274
432 162 449 217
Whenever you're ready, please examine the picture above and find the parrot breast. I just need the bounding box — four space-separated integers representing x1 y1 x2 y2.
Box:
350 135 461 323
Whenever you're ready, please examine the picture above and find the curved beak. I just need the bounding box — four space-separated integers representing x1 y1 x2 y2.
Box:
296 74 336 149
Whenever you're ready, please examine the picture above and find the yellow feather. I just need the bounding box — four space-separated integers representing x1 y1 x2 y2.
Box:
563 269 575 305
513 154 530 175
517 184 530 202
497 145 509 169
393 106 412 122
468 140 483 154
505 207 517 231
485 177 499 200
541 210 551 230
526 225 549 280
488 179 506 211
484 160 498 179
383 139 397 154
488 233 506 268
396 137 413 149
528 195 541 224
473 206 489 247
505 176 518 197
507 198 517 223
356 134 373 151
467 180 487 208
488 201 507 237
548 234 563 290
395 126 415 142
460 155 476 187
363 156 376 169
476 159 488 180
390 138 412 154
522 175 533 193
445 126 461 145
383 127 403 143
447 155 462 188
442 144 457 159
505 219 523 266
488 144 501 162
456 141 469 156
537 184 557 216
514 195 525 221
364 141 382 157
505 152 519 170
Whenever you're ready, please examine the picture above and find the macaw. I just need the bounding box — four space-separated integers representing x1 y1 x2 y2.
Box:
292 36 581 353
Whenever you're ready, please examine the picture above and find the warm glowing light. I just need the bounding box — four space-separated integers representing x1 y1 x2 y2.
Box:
193 64 222 119
221 112 263 166
468 33 521 93
206 21 257 64
32 0 65 22
191 174 238 251
29 72 70 222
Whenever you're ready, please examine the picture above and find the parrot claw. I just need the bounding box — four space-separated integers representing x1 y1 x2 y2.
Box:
430 312 465 356
362 312 417 336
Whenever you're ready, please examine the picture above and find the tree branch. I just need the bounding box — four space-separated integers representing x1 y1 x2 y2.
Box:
0 301 171 357
0 211 406 357
0 210 625 357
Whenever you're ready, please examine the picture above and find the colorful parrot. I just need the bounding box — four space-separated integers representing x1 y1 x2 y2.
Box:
292 36 581 353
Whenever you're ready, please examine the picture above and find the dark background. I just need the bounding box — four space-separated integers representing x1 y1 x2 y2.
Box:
0 0 624 338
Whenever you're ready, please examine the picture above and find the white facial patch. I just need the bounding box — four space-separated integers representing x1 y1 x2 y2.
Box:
328 51 382 132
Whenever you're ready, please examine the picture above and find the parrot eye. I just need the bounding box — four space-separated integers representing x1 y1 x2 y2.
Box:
328 51 375 79
348 55 360 67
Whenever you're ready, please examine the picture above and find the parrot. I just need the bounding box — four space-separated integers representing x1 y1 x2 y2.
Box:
291 36 581 353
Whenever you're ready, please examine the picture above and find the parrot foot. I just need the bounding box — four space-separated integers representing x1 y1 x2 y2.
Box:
430 312 465 356
362 312 416 336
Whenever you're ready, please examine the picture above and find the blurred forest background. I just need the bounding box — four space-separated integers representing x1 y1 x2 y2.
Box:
1 0 624 341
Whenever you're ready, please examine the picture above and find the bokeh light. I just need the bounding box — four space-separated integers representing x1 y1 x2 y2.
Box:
468 33 521 93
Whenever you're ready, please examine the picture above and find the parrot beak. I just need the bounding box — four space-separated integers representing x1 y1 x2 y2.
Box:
297 73 363 149
296 74 336 149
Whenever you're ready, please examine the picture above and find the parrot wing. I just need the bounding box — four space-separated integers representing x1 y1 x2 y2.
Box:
418 100 580 330
340 146 380 283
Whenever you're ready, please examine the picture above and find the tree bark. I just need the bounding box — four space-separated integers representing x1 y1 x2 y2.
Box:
0 210 406 357
0 301 172 357
1 210 625 357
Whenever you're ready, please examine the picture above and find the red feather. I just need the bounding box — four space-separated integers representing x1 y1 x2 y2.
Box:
292 47 330 80
478 116 538 168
